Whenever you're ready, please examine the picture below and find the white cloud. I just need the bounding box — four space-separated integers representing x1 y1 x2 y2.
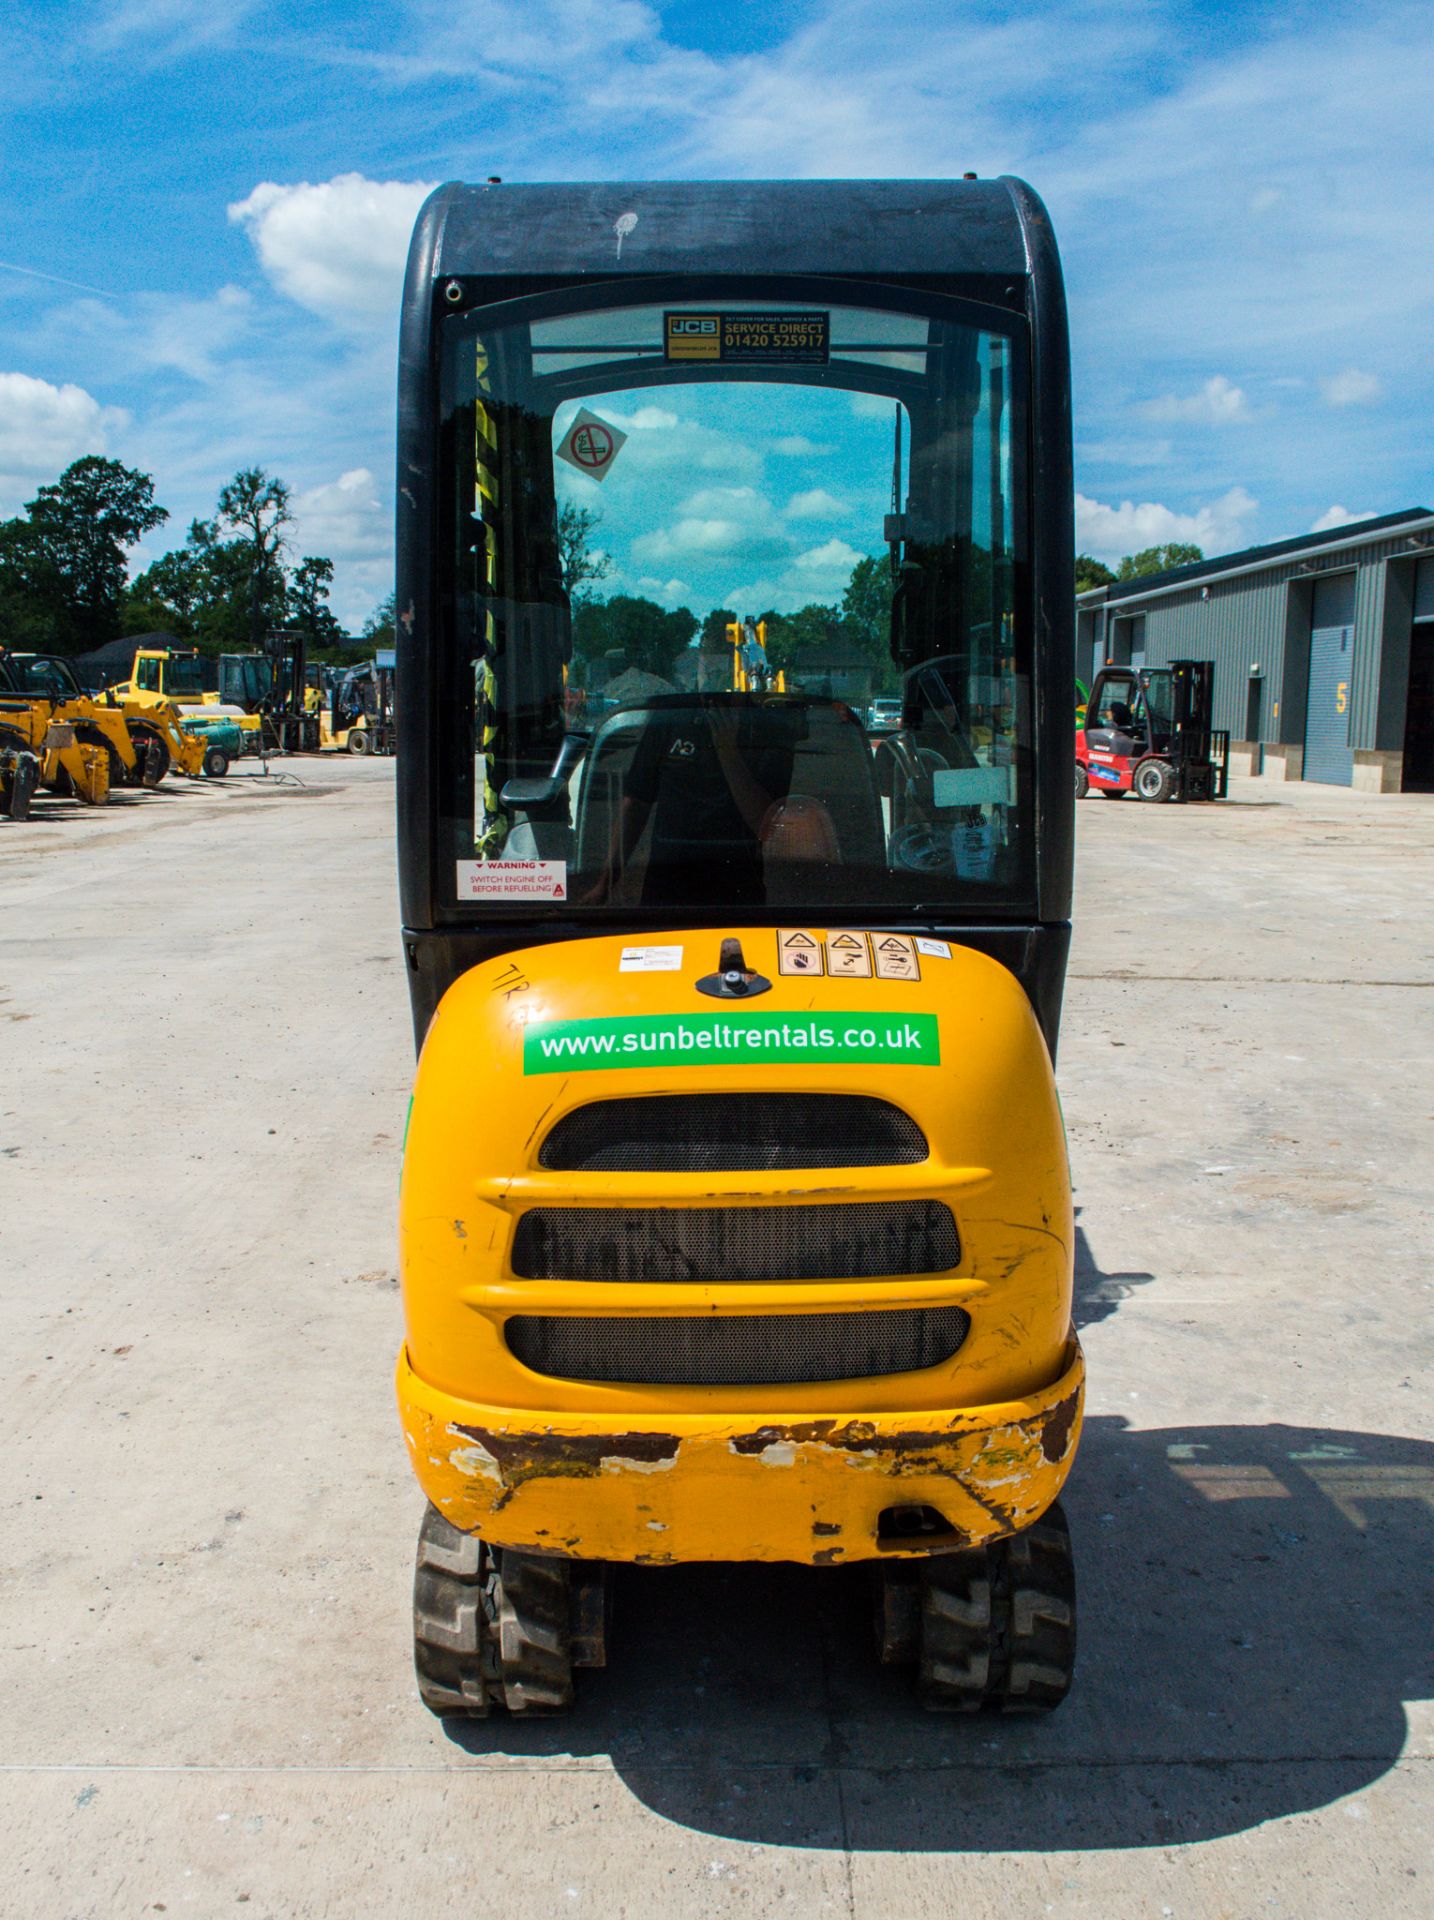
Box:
292 466 385 561
228 173 436 326
0 372 128 508
774 436 831 457
1075 486 1257 562
1311 505 1377 533
784 487 847 520
88 0 253 59
607 405 678 432
288 468 390 622
632 485 794 567
634 574 692 604
794 537 863 573
1140 375 1251 425
1319 369 1383 408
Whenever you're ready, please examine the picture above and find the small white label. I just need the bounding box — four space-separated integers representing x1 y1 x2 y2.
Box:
932 766 1010 808
619 945 684 973
456 860 567 900
915 937 951 959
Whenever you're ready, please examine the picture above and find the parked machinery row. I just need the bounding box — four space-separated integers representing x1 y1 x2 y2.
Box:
0 646 236 820
114 637 396 759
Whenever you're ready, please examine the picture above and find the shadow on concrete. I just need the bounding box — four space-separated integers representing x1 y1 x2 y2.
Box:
1072 1214 1156 1329
442 1418 1434 1849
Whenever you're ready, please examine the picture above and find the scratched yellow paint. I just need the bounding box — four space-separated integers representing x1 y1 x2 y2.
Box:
397 929 1083 1565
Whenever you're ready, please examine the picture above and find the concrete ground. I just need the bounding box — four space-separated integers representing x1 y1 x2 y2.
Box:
1 760 1430 1919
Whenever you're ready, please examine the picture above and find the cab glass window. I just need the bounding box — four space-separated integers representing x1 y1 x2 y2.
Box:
436 292 1030 917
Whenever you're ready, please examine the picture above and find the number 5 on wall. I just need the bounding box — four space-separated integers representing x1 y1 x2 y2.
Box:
1335 682 1348 714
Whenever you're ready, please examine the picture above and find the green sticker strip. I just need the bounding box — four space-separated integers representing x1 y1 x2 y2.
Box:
523 1011 939 1075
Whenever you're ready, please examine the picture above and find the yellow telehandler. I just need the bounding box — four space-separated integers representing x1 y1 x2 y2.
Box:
0 698 110 808
5 652 166 789
110 647 263 757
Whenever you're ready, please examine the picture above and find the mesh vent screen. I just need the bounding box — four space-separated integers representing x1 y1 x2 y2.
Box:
506 1307 970 1385
539 1094 927 1172
511 1200 959 1283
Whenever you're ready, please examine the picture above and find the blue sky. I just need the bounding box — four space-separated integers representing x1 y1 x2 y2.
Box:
0 0 1429 628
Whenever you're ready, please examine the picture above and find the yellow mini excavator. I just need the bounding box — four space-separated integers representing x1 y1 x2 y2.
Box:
393 179 1080 1716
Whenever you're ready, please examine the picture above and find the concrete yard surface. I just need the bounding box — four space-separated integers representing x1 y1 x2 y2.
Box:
1 760 1431 1918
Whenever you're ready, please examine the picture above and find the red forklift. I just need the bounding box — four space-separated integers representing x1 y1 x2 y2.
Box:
1076 659 1228 802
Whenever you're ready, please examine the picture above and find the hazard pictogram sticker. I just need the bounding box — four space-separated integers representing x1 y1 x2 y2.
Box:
825 931 872 978
556 407 628 483
873 933 920 981
777 929 824 976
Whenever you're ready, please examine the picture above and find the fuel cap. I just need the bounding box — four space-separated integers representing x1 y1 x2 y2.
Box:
695 936 772 999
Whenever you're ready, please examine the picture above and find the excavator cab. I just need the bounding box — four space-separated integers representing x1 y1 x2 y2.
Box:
395 179 1080 1716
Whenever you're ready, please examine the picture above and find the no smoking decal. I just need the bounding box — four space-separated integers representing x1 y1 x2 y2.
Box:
556 407 627 483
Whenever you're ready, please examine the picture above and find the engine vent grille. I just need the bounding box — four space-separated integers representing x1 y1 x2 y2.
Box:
538 1093 927 1173
511 1200 960 1284
506 1306 970 1386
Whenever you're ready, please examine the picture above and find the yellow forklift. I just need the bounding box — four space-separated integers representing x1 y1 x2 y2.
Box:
395 179 1081 1715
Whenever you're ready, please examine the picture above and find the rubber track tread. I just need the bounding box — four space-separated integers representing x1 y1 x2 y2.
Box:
412 1506 495 1719
494 1550 575 1714
916 1504 1075 1714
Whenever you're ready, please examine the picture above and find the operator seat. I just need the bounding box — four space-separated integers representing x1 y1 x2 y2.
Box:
571 695 885 906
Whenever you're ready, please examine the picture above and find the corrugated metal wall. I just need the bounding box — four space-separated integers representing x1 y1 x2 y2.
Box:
1134 575 1289 738
1113 530 1427 750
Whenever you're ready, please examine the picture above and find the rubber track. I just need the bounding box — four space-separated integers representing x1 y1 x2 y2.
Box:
917 1503 1075 1713
412 1506 496 1718
492 1549 575 1714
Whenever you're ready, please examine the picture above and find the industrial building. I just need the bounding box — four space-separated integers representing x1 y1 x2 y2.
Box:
1077 507 1434 791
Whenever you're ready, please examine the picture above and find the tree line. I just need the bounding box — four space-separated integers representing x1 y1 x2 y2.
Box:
1076 543 1203 592
0 455 387 661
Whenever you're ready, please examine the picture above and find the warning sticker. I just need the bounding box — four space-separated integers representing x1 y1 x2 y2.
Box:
915 936 952 959
457 860 568 901
555 407 627 483
825 931 872 978
872 933 920 981
664 311 829 365
619 945 684 973
777 929 824 977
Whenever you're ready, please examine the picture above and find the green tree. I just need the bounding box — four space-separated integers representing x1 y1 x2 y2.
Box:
841 555 892 657
125 517 252 647
287 555 346 648
1116 543 1203 580
360 591 396 645
0 456 167 652
840 554 898 689
760 603 839 680
217 467 293 649
1075 554 1116 592
699 606 738 650
556 503 611 601
571 595 697 684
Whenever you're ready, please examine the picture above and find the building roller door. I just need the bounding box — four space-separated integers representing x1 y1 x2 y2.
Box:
1403 560 1434 791
1303 574 1356 785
